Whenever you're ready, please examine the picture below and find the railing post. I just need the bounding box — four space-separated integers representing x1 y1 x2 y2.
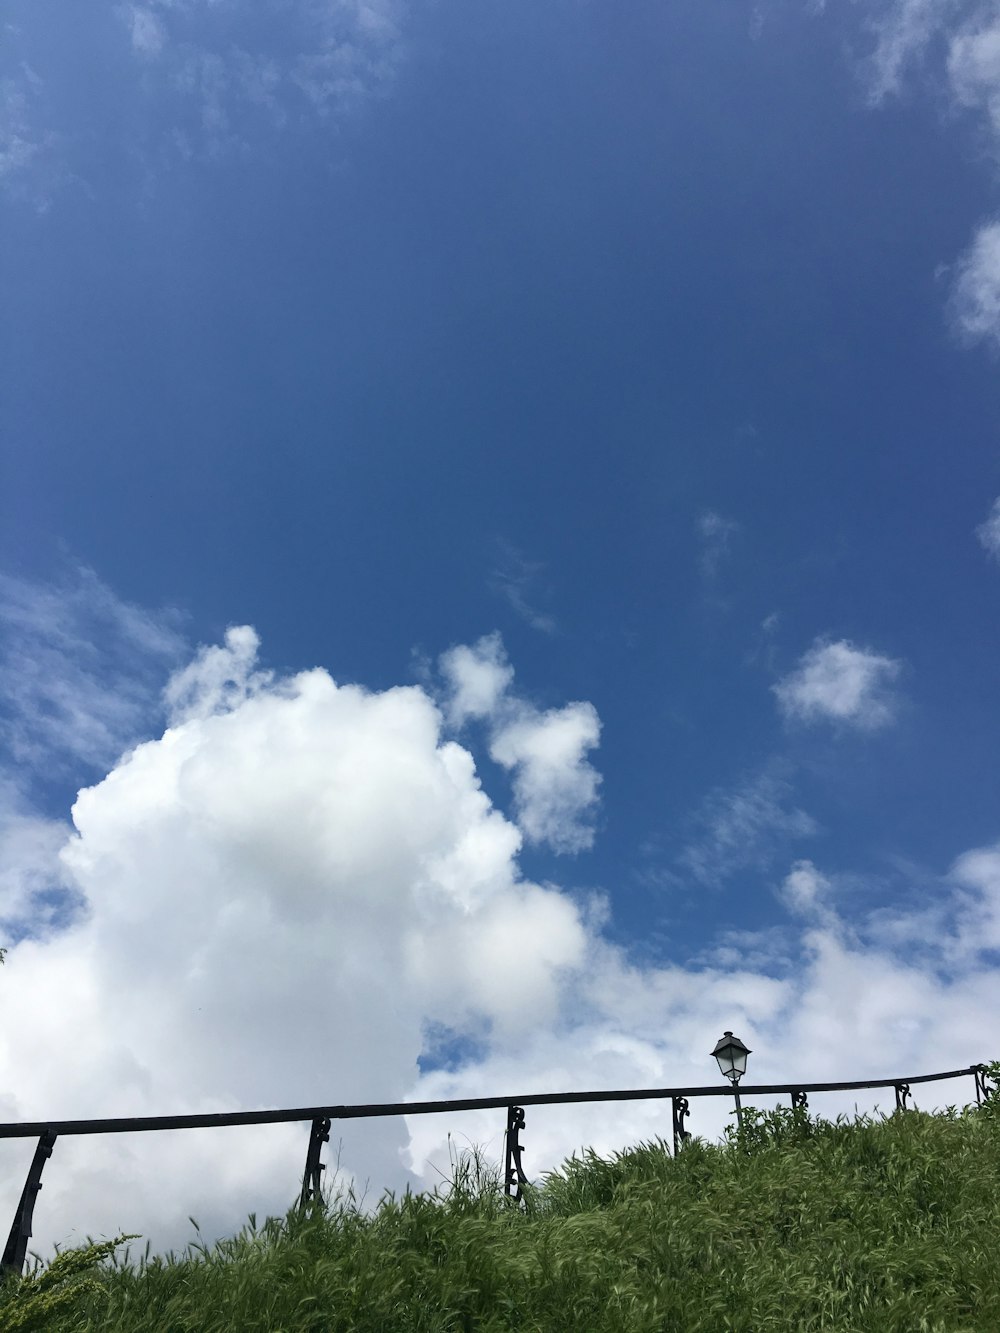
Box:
974 1064 997 1106
299 1117 331 1209
504 1105 527 1201
2 1130 56 1276
671 1096 690 1156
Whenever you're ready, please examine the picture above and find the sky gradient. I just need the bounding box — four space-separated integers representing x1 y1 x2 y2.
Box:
3 0 1000 1258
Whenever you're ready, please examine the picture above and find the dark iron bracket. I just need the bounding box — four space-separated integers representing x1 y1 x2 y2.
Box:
790 1089 808 1112
974 1064 997 1106
2 1130 56 1276
504 1105 527 1201
672 1096 690 1155
299 1116 331 1209
894 1082 911 1112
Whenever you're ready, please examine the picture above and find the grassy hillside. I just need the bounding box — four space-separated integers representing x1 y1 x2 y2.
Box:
4 1089 1000 1332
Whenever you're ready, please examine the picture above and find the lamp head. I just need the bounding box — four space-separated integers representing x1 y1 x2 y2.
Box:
711 1030 751 1084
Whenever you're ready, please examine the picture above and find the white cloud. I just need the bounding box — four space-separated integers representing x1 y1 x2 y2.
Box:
490 701 602 854
950 842 1000 954
439 634 602 853
774 638 902 730
0 625 592 1257
778 859 833 919
950 221 1000 348
163 624 270 722
0 614 998 1268
439 633 514 728
976 495 1000 557
406 863 1000 1189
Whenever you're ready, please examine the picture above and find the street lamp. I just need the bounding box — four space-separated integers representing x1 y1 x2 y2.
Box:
712 1030 751 1130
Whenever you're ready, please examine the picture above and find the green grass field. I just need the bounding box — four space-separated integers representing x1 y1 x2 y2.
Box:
4 1085 1000 1332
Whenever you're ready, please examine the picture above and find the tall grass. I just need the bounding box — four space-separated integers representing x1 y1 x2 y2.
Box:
4 1086 1000 1331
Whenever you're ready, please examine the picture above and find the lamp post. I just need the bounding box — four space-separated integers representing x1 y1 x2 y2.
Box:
712 1030 751 1131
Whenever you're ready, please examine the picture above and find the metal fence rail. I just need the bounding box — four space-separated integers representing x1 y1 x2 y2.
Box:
1 1062 994 1276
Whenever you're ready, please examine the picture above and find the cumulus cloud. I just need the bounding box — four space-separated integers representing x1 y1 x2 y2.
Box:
406 854 1000 1189
164 624 270 722
439 633 514 728
778 859 832 918
774 860 845 947
490 702 602 853
1 590 998 1269
774 638 902 730
0 622 592 1257
0 783 73 933
950 842 1000 954
977 496 1000 557
439 634 602 853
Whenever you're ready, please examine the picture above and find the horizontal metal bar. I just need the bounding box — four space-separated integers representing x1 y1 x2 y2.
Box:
0 1066 980 1140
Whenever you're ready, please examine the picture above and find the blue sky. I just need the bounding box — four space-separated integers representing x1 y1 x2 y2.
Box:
3 0 1000 1255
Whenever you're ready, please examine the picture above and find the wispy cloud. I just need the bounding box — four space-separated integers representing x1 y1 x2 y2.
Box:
976 495 1000 558
675 768 818 888
489 542 557 634
121 0 407 157
855 2 1000 348
0 65 65 209
697 510 740 579
863 0 958 104
3 1 408 195
745 610 781 673
948 10 1000 142
774 638 903 730
0 566 184 777
124 5 167 59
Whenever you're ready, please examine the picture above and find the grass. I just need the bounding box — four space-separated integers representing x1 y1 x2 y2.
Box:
3 1081 1000 1331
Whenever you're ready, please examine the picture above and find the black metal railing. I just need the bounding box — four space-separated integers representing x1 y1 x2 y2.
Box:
1 1062 995 1275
